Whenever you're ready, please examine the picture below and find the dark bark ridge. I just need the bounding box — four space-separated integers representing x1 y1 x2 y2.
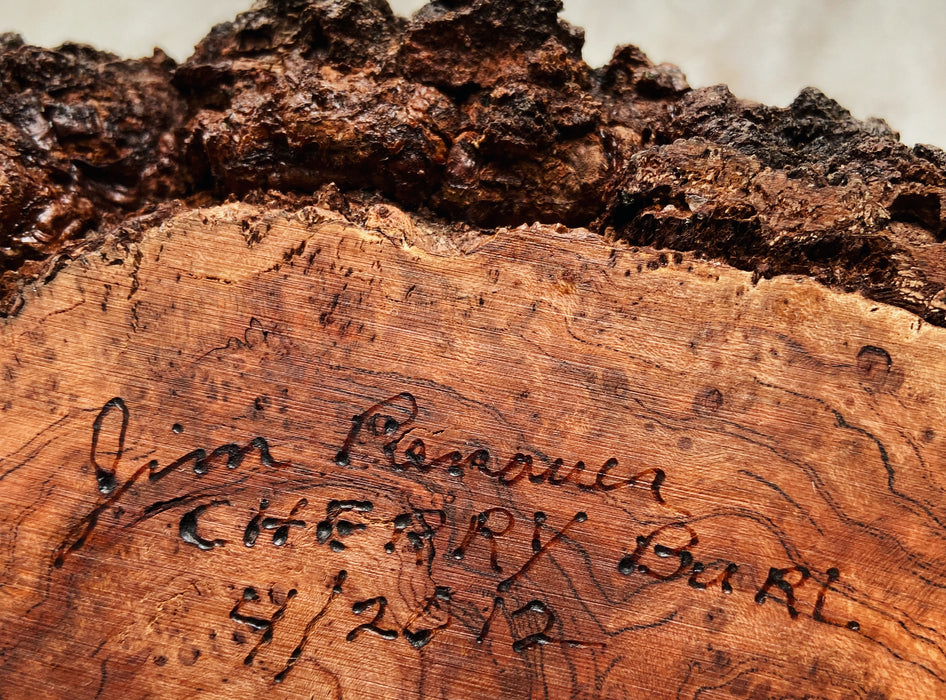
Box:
2 0 946 324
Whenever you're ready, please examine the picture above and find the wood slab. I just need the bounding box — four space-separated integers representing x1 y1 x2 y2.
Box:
2 202 945 698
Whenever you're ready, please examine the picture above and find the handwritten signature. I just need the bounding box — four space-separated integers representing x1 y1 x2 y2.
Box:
49 394 860 683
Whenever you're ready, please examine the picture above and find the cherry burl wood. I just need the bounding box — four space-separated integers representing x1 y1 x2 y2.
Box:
1 202 945 699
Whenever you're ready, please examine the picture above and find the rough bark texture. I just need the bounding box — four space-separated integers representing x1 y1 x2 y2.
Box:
2 0 946 324
4 2 946 699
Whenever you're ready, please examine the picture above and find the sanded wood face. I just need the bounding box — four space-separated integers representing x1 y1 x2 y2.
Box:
1 203 945 699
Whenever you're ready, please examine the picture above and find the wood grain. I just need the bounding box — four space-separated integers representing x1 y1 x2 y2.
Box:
2 201 945 698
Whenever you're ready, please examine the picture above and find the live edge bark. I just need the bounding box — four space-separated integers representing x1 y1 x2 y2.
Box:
1 2 946 700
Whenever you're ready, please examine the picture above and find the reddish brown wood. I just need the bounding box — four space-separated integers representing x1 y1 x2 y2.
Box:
1 201 945 698
4 1 946 697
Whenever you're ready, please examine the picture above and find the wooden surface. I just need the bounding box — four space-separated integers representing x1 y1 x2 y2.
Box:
2 201 946 698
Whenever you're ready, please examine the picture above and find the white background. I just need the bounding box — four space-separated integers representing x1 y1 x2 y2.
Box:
2 0 944 148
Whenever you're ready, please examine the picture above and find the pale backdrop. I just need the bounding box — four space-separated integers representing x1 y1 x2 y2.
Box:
1 1 943 148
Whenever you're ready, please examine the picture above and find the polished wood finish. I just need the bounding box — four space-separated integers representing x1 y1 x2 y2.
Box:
1 202 945 698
